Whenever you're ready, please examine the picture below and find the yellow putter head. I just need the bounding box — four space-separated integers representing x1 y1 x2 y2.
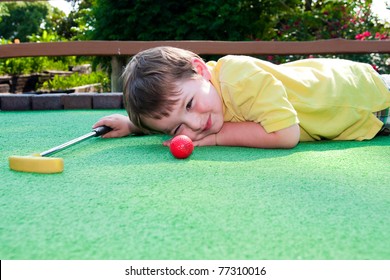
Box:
8 126 112 174
9 154 64 174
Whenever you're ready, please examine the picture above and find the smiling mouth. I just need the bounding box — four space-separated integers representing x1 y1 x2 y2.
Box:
203 116 212 132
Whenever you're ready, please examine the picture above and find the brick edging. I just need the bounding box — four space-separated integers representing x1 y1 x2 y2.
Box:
0 93 124 111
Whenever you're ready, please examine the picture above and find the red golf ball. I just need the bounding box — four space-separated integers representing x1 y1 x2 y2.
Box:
169 135 194 159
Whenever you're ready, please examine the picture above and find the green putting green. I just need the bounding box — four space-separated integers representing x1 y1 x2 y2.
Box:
1 110 389 260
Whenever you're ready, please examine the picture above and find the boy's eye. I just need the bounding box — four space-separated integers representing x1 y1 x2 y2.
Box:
173 125 181 135
186 98 193 110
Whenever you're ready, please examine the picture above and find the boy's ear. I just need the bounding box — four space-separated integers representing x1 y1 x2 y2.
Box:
191 57 211 80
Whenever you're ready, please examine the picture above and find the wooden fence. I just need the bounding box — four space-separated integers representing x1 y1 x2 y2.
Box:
1 39 389 91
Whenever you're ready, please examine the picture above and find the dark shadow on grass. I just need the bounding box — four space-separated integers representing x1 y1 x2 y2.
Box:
192 135 390 162
58 134 390 165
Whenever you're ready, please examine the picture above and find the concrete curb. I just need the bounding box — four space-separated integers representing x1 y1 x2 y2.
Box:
0 93 124 111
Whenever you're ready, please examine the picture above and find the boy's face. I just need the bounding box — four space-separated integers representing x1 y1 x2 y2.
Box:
141 76 224 141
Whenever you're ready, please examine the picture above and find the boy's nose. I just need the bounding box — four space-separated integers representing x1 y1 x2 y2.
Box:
185 116 202 132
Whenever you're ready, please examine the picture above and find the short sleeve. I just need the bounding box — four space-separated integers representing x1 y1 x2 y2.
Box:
219 60 299 133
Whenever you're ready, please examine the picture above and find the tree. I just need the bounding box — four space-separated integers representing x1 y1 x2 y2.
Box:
0 3 9 21
269 0 389 73
0 1 49 41
53 0 95 40
90 0 301 41
273 0 384 41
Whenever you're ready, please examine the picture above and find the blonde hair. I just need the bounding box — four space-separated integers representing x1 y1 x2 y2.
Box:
123 46 202 131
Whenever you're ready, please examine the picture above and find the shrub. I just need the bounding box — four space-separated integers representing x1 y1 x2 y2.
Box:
38 71 110 92
0 36 80 75
266 0 389 74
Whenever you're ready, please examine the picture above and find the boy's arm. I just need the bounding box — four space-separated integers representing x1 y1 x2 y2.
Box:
196 122 300 148
93 114 143 138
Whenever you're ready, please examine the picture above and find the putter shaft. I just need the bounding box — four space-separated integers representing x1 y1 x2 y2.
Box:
40 126 112 157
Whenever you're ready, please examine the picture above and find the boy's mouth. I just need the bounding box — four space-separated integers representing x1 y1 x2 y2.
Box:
203 116 212 132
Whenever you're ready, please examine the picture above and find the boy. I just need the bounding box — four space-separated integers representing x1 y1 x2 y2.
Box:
93 46 390 148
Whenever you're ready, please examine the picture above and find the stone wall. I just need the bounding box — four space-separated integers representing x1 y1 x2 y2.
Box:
0 71 73 94
0 92 123 110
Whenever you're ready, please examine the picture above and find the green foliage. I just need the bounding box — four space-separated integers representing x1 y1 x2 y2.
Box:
1 0 389 79
47 0 95 40
28 29 65 43
88 0 389 74
70 0 95 40
0 3 9 19
0 0 91 41
0 0 107 94
0 34 80 75
0 2 49 42
90 0 301 41
273 0 383 40
0 56 78 75
265 0 389 74
38 71 110 92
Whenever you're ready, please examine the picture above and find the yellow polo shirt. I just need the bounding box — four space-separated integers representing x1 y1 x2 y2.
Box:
207 56 390 141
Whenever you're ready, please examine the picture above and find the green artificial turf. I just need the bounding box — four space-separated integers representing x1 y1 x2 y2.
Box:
1 110 389 260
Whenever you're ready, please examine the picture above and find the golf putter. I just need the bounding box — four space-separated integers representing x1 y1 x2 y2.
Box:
9 125 112 174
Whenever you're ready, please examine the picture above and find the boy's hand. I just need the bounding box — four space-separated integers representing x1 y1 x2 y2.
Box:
191 134 217 146
93 114 136 138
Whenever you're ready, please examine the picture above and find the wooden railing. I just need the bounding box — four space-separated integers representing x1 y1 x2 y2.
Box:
1 39 390 57
1 39 389 91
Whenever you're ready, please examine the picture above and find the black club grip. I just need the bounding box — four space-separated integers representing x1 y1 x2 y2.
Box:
93 125 113 137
